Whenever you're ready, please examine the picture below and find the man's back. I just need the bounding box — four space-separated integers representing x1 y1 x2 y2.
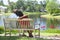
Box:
9 13 19 18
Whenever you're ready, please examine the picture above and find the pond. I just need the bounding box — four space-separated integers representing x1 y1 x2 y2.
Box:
0 14 47 30
1 14 60 30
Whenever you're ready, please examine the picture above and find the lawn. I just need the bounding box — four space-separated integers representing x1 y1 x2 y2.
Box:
40 32 60 36
0 36 51 40
40 29 60 36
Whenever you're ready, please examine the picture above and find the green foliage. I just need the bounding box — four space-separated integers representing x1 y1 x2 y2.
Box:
0 0 4 6
15 0 40 12
46 18 59 28
1 0 46 12
46 0 59 15
8 2 17 12
0 27 4 34
16 0 24 9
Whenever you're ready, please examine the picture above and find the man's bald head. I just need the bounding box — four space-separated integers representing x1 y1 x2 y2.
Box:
13 9 18 13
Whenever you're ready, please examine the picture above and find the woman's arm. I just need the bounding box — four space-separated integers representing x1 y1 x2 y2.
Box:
19 15 28 19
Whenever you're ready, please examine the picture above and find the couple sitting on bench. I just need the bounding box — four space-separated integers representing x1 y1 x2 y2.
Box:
9 9 33 37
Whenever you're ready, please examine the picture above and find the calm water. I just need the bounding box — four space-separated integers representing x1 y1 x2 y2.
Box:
0 15 47 30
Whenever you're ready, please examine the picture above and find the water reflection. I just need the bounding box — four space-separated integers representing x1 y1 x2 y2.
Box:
28 15 47 30
46 18 60 29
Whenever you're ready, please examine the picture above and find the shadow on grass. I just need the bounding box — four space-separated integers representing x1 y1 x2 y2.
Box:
0 36 19 40
0 36 52 40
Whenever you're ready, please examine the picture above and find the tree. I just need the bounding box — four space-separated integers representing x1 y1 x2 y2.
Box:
46 0 59 15
7 0 17 12
0 0 4 6
15 0 45 12
9 2 17 12
15 0 39 12
16 0 24 9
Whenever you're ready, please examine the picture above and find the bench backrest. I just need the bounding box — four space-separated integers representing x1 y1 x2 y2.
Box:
3 18 34 29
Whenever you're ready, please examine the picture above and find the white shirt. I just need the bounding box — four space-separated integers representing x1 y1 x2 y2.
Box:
9 13 19 18
8 13 19 28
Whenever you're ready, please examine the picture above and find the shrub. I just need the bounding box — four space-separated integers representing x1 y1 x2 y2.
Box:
0 27 4 34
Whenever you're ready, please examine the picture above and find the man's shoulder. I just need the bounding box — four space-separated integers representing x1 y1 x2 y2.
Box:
11 13 16 15
9 13 18 18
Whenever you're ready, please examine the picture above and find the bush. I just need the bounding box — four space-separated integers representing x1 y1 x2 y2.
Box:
0 27 4 34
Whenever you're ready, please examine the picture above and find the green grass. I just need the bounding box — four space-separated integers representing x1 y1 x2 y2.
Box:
40 29 60 36
0 36 51 40
40 32 60 36
41 29 60 33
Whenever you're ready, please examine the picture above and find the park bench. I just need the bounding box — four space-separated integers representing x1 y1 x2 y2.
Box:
3 18 40 38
